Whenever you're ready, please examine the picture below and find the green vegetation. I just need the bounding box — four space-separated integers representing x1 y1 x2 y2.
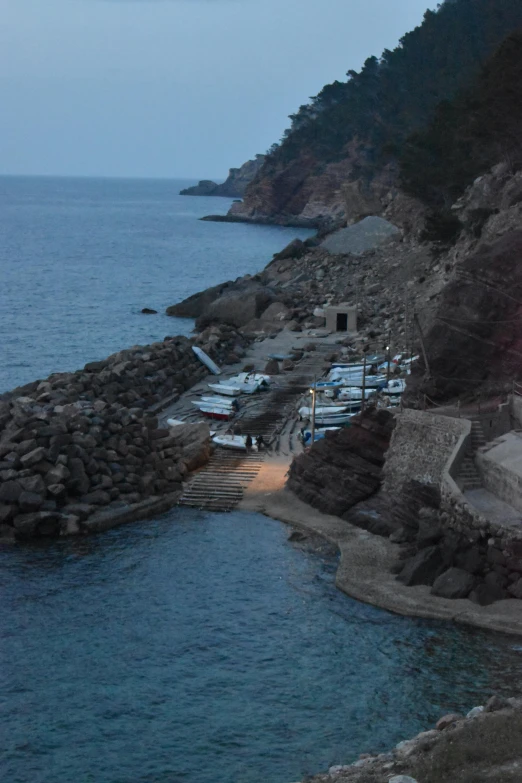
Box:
262 0 522 192
401 31 522 208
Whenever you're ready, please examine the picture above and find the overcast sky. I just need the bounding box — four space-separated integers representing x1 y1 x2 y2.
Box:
0 0 435 179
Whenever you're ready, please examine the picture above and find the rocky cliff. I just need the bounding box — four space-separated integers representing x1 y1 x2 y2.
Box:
208 2 522 230
287 409 395 518
403 163 522 406
226 151 424 232
180 155 265 198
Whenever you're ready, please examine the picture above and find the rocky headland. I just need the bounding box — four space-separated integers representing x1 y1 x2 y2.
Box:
179 155 265 198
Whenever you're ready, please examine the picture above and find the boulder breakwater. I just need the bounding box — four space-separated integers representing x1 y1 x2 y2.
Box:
0 325 250 541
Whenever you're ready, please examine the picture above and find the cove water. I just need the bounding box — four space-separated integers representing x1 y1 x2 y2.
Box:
2 510 522 783
0 176 313 393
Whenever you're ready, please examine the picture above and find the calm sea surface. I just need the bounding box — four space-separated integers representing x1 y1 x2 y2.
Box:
0 176 313 392
3 509 522 783
3 177 522 783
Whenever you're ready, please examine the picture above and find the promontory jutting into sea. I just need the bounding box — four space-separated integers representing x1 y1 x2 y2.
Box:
4 1 522 781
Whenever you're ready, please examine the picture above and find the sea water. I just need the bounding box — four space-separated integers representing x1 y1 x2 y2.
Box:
0 175 313 392
2 509 522 783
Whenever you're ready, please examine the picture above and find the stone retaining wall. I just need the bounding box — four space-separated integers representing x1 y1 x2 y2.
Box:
385 409 522 604
382 409 469 496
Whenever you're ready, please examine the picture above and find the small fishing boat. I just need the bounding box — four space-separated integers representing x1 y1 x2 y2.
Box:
383 379 406 395
314 412 357 426
298 405 351 419
229 372 271 387
329 362 366 372
192 346 221 375
336 387 375 401
197 405 235 421
199 395 239 408
166 418 185 427
320 375 387 389
208 381 259 396
211 433 259 451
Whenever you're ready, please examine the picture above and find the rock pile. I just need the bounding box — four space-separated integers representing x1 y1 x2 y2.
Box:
2 328 249 411
0 397 210 542
166 227 444 354
0 327 249 542
390 497 522 606
299 694 522 783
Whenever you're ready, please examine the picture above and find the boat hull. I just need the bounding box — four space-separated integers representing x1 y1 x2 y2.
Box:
200 409 233 421
192 346 221 375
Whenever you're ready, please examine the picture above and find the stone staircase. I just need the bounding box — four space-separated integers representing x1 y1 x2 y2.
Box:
457 418 486 491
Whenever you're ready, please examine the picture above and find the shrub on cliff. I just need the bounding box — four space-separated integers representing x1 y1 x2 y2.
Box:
258 0 522 181
401 31 522 209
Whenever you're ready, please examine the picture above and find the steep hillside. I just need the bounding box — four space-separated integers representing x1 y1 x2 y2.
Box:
222 0 522 229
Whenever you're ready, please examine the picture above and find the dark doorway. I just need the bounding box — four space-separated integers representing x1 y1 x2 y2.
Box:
336 312 348 331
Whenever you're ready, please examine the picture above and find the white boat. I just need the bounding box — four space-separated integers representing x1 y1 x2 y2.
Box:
167 418 185 427
314 412 357 425
337 387 374 401
208 383 242 397
299 405 350 419
208 381 259 396
329 362 366 372
229 372 271 386
384 379 406 395
192 345 221 375
196 404 235 421
199 395 239 408
191 400 236 414
211 433 259 451
316 375 386 391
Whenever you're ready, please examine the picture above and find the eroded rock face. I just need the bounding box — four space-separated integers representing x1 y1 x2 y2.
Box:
405 229 522 404
287 408 395 517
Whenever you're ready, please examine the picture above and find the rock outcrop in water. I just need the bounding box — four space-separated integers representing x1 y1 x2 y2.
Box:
179 155 265 198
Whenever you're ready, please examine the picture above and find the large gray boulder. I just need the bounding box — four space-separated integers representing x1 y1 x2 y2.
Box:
195 286 275 330
321 216 401 256
397 546 444 586
431 567 475 599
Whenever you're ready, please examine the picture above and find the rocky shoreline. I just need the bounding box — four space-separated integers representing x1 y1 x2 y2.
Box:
296 694 522 783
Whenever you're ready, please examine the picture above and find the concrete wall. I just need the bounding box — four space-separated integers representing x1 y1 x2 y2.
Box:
476 433 522 515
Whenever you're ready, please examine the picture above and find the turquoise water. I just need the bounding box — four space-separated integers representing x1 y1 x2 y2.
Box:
2 509 522 783
0 176 313 392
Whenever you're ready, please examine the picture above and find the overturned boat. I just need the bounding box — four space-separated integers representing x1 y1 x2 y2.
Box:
208 381 259 396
